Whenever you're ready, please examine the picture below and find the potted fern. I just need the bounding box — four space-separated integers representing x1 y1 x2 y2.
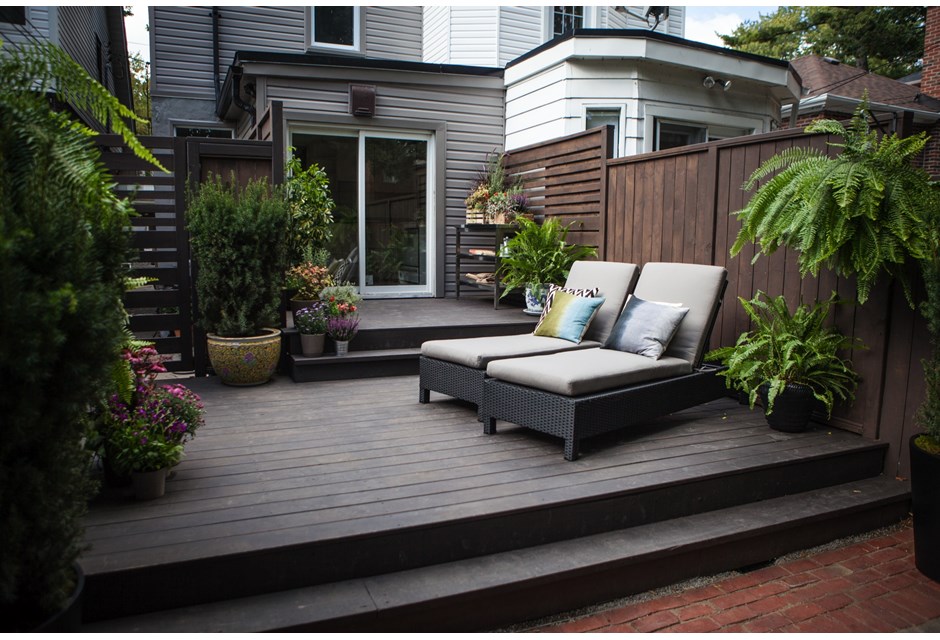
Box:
728 98 939 579
707 292 862 432
187 175 291 386
498 217 597 314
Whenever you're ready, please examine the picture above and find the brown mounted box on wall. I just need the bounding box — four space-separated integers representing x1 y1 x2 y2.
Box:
350 84 376 117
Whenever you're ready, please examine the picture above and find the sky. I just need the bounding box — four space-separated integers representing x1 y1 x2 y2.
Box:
123 5 781 64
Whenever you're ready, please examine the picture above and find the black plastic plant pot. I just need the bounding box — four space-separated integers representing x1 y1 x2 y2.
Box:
911 435 940 583
760 383 816 433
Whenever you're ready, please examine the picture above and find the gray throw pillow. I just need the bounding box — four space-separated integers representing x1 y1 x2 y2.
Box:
604 295 689 359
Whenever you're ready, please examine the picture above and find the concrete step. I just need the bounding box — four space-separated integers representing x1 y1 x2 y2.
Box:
82 475 910 632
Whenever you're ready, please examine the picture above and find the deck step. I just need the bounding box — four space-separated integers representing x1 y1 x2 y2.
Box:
287 348 421 382
82 475 910 632
80 435 891 622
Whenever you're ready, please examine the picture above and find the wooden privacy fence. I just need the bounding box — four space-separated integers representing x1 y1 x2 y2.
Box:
96 135 274 374
603 129 927 477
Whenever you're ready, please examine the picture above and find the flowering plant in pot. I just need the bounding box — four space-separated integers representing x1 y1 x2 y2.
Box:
327 314 360 356
294 301 329 357
285 262 334 316
464 152 530 224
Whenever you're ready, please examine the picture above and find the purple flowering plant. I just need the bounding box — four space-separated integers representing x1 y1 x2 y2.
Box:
104 346 205 474
326 313 359 341
294 301 329 335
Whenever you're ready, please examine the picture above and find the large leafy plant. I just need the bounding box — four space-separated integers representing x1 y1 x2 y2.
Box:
285 150 334 265
731 99 933 305
187 174 291 337
707 292 862 416
0 39 160 630
497 217 597 297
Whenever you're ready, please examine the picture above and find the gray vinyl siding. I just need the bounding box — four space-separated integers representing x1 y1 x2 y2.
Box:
262 67 505 296
0 6 50 44
365 6 422 61
57 7 112 90
497 6 542 67
152 6 421 101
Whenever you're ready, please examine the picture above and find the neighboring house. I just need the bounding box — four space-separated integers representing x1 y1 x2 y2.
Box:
0 6 134 129
148 6 800 299
504 30 801 155
785 55 940 131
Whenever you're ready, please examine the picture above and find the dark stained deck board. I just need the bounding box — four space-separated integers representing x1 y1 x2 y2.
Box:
81 375 882 575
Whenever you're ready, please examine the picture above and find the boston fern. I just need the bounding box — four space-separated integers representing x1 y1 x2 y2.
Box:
498 217 596 297
731 98 935 305
707 292 863 416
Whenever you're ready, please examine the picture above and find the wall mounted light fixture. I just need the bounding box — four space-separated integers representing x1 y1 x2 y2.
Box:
703 76 732 91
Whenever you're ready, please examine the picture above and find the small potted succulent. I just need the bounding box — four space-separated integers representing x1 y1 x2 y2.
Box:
707 292 863 432
294 301 329 357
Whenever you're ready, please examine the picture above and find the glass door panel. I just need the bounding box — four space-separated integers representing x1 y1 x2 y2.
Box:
290 132 360 286
361 136 428 294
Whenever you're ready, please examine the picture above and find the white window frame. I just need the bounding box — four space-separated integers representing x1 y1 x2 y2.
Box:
306 6 361 54
583 105 625 157
542 6 596 41
643 104 761 153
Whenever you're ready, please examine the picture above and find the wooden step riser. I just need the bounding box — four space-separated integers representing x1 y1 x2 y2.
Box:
82 445 886 622
284 323 534 353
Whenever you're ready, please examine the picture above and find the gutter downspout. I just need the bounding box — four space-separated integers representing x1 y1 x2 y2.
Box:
230 65 257 126
212 7 221 103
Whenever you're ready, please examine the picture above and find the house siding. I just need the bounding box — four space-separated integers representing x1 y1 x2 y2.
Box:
57 7 113 91
497 6 543 67
422 6 450 63
0 6 50 44
601 5 684 37
259 67 505 296
365 6 422 61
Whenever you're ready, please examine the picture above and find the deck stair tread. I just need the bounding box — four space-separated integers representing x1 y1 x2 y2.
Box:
82 475 910 633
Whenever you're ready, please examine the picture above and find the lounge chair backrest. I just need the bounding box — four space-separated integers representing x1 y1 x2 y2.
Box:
563 260 639 344
632 262 727 367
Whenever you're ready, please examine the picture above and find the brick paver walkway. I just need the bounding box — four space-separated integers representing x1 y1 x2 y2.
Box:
531 523 940 632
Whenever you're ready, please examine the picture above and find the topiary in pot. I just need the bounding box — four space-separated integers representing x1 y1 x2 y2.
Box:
707 292 863 432
497 217 596 313
187 174 291 385
0 40 161 630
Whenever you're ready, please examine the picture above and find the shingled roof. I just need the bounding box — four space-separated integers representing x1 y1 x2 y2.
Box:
791 55 940 113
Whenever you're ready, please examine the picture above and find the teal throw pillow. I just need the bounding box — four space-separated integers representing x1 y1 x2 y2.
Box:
604 295 689 359
533 290 605 343
534 284 599 334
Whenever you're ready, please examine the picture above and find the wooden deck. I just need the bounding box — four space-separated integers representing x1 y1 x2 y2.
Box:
80 373 909 631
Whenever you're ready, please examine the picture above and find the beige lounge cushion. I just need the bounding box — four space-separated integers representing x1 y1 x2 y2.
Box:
421 334 601 369
563 261 639 344
632 263 727 365
486 347 692 396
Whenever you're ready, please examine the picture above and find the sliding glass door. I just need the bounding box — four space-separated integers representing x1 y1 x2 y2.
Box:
290 129 433 297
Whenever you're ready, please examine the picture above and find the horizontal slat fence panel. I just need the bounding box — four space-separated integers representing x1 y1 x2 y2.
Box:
602 127 930 476
504 126 613 252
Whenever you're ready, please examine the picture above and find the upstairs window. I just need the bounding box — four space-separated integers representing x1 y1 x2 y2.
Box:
553 6 583 37
310 6 360 52
0 7 26 25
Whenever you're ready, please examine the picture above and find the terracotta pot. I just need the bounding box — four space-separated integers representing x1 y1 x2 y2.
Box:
911 435 940 582
131 469 167 500
300 332 325 357
206 328 281 386
759 383 817 432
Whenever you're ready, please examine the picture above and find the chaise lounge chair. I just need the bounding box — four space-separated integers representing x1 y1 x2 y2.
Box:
418 260 639 416
480 262 728 460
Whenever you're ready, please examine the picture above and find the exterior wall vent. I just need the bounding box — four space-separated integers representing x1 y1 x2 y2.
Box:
350 84 376 117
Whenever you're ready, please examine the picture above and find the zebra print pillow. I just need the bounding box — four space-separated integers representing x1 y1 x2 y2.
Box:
534 284 599 334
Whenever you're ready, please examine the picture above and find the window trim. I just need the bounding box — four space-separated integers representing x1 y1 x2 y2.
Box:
583 104 625 157
643 104 761 153
305 6 362 54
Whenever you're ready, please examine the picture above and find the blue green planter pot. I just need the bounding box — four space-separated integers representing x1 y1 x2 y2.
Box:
207 328 281 386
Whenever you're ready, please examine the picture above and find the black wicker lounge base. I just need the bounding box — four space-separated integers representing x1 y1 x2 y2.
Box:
481 364 727 461
418 355 487 418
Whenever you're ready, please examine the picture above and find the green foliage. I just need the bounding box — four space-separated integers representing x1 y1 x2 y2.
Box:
319 284 362 307
187 174 291 337
129 52 151 136
285 150 334 265
497 217 597 298
0 40 139 629
730 100 937 305
720 6 925 78
707 292 863 417
918 249 940 446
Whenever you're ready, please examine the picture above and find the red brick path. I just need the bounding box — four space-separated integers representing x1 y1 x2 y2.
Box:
532 524 940 633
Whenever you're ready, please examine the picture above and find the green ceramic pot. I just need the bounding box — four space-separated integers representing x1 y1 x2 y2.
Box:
207 327 281 386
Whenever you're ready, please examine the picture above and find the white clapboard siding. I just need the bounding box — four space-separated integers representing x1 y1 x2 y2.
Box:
602 5 684 36
422 6 450 63
497 6 543 67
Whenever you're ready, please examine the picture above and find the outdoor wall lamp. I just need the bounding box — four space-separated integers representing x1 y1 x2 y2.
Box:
703 76 732 91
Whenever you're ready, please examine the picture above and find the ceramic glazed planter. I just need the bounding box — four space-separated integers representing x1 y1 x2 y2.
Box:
206 328 281 386
911 435 940 582
759 383 816 432
300 332 325 357
524 283 548 316
33 562 84 632
131 469 166 500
